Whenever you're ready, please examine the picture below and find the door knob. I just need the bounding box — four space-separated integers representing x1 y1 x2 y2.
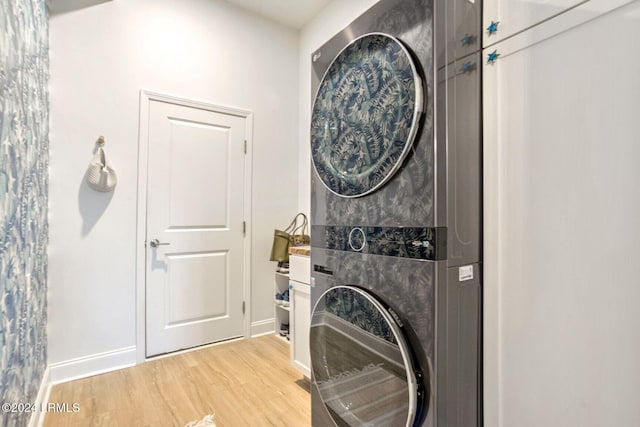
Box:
149 238 170 247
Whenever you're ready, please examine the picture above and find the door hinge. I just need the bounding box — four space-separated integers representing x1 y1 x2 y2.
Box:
243 221 246 236
244 140 247 154
242 301 246 314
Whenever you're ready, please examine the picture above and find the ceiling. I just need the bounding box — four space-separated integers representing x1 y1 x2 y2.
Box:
49 0 332 29
221 0 332 29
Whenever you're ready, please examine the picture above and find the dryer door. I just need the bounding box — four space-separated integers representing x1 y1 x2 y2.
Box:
310 286 421 427
310 33 424 198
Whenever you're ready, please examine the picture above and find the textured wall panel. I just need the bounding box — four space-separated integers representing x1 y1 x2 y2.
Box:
0 1 49 426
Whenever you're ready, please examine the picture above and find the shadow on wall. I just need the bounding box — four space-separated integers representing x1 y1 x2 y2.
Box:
49 0 112 15
78 145 115 236
78 180 114 236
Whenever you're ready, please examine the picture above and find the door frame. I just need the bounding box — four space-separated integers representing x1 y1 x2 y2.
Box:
135 90 253 363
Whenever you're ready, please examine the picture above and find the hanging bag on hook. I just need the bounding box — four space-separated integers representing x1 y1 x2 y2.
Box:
86 136 117 192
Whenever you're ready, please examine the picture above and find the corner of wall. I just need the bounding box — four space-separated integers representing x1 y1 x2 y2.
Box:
27 368 51 427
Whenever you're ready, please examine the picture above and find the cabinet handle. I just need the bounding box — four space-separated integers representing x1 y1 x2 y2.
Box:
487 21 500 35
487 50 500 64
460 62 476 74
461 34 474 47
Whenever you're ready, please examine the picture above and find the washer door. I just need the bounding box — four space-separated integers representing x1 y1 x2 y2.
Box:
310 286 420 427
310 33 424 198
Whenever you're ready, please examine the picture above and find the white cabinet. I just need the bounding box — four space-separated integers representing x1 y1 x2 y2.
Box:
483 2 640 427
482 0 635 46
289 254 311 378
290 279 310 378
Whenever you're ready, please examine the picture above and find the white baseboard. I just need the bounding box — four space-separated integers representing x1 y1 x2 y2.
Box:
250 318 275 337
49 346 136 385
28 367 51 427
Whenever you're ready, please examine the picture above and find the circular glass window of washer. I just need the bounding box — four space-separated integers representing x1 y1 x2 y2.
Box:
310 286 420 426
310 33 424 198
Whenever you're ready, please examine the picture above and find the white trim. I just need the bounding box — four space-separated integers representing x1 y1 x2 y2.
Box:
250 319 276 338
145 336 244 362
243 105 254 346
483 40 501 427
28 367 51 427
48 347 136 385
136 91 150 364
136 90 254 363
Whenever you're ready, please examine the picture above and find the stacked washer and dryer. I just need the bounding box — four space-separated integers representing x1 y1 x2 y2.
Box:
308 0 482 426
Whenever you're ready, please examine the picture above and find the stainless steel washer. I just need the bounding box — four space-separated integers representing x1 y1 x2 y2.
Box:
309 0 483 426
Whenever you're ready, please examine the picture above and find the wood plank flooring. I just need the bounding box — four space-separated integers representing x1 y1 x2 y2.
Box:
44 335 311 427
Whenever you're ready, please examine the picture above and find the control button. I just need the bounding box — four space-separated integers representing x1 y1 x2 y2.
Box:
348 227 366 252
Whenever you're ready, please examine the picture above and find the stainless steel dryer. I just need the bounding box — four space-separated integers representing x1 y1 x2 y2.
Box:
309 0 482 426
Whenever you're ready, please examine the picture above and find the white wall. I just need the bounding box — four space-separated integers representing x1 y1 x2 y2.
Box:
297 0 379 215
48 0 299 377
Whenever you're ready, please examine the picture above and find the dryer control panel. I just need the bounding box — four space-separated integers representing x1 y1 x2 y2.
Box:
311 225 447 261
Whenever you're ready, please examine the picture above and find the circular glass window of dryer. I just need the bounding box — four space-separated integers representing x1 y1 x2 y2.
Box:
310 33 424 198
310 286 419 427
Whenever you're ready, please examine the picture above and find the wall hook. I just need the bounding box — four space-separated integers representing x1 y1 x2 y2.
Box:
97 135 105 146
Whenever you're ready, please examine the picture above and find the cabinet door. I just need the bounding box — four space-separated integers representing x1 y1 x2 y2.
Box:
483 0 640 45
483 0 636 47
483 0 583 45
291 281 311 377
436 51 482 266
436 0 482 63
483 2 640 427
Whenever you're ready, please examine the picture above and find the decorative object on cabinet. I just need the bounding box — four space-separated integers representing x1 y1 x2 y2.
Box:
269 213 310 262
86 135 117 192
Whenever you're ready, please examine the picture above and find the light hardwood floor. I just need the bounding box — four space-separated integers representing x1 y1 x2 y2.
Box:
44 335 311 427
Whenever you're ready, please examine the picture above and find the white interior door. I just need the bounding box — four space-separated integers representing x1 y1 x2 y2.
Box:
145 99 246 357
